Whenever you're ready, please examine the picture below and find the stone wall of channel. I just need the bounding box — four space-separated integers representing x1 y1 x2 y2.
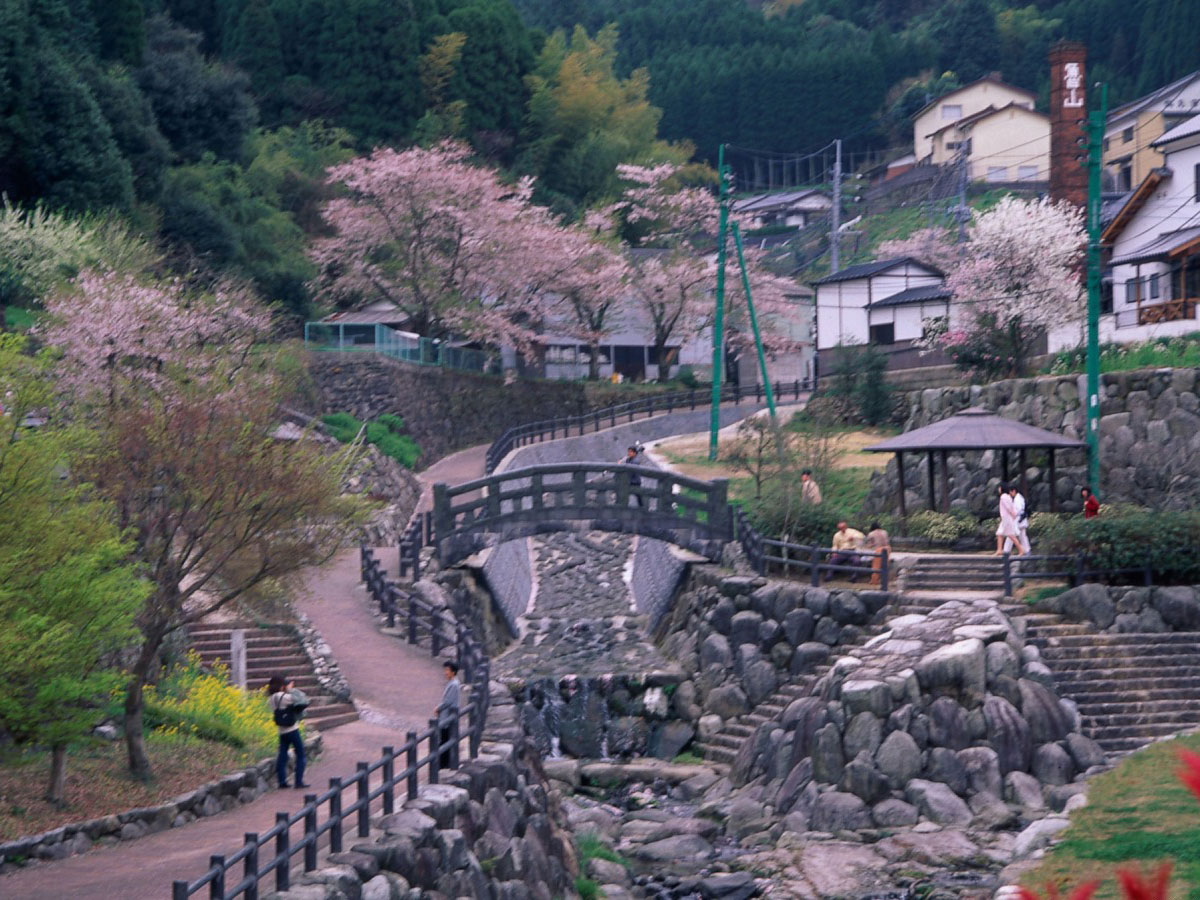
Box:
1038 583 1200 632
864 366 1200 516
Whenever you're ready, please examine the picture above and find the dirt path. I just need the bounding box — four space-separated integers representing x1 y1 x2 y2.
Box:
0 550 444 900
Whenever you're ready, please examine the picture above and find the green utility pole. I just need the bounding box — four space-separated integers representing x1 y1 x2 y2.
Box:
709 144 729 461
1085 84 1108 494
731 221 776 421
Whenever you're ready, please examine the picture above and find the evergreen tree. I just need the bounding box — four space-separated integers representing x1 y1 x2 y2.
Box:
231 0 285 117
934 0 1000 83
91 0 145 65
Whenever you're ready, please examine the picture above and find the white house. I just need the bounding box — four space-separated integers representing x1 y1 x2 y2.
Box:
1050 112 1200 349
733 190 832 231
1104 70 1200 192
813 258 950 361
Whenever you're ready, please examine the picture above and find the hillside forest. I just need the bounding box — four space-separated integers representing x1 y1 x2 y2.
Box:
2 0 1199 322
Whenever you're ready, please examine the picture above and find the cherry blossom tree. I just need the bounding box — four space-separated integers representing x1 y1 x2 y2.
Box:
617 163 803 380
42 272 366 779
312 141 582 351
878 196 1084 378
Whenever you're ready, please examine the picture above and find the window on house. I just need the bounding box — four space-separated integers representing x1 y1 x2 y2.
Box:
1119 164 1133 192
1018 165 1039 181
544 345 578 364
1100 281 1114 315
1150 273 1160 299
942 104 963 120
1103 138 1110 151
987 166 1008 182
946 141 961 150
1122 127 1134 143
869 323 895 345
1125 278 1140 304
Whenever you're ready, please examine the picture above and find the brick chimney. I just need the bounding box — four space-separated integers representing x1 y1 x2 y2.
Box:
1048 40 1088 209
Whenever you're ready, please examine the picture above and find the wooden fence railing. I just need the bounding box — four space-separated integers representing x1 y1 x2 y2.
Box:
170 546 489 900
483 378 812 473
734 508 890 589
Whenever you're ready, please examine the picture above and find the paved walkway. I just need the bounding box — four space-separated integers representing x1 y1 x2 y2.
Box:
0 550 444 900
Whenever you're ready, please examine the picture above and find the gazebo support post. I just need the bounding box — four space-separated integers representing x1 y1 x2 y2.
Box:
896 451 907 519
1019 448 1029 501
1048 448 1058 512
927 452 937 511
1000 448 1008 486
938 450 951 513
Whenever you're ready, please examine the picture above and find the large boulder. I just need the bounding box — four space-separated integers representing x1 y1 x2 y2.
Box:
1153 586 1200 630
957 747 1003 798
1018 679 1073 743
743 660 778 706
1048 583 1116 629
871 799 919 827
791 642 831 675
1065 733 1107 771
983 694 1032 774
841 680 893 718
699 634 733 670
904 779 972 825
926 697 971 750
914 639 986 707
1032 742 1075 786
810 791 873 832
875 730 921 788
811 723 846 785
830 591 868 625
924 747 968 795
704 685 750 719
840 754 891 804
785 698 830 767
730 611 764 648
843 712 884 758
985 642 1020 684
783 609 815 646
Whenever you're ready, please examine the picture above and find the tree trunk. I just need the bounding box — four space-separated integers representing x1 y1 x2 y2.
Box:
655 338 670 381
588 340 600 380
46 744 67 805
124 635 161 780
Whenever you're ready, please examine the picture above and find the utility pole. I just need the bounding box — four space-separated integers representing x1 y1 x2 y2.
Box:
1085 84 1108 494
709 144 729 461
955 140 970 242
829 139 842 273
731 221 776 421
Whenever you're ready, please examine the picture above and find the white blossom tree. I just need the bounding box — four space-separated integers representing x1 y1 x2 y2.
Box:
879 196 1084 378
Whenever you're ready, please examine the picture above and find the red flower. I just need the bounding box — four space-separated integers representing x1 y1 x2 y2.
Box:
1116 864 1172 900
1177 750 1200 803
1017 881 1100 900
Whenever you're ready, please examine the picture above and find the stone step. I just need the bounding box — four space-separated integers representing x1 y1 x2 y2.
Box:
1025 625 1096 637
304 705 359 730
189 624 293 637
1083 708 1200 727
1046 659 1200 676
1086 721 1193 741
907 556 1007 565
707 734 744 750
1044 632 1200 647
1058 675 1200 694
1065 687 1200 705
724 724 755 739
694 743 736 765
1098 734 1181 753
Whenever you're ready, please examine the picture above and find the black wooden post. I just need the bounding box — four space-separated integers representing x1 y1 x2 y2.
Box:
1000 447 1009 486
408 596 418 644
708 479 731 539
938 449 951 513
1048 448 1058 512
356 763 370 837
173 881 189 900
927 451 937 511
690 390 696 410
208 856 225 899
406 733 418 800
1002 553 1013 597
1019 448 1029 500
329 778 343 853
880 549 889 591
450 716 461 769
243 833 259 900
1073 552 1084 587
810 545 821 586
303 795 318 870
896 451 907 520
274 812 290 891
431 609 442 657
428 718 441 785
432 483 452 543
382 747 395 816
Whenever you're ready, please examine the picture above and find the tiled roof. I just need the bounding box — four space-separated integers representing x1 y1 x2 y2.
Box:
1111 225 1200 265
865 407 1085 452
1152 112 1200 147
871 284 952 308
811 257 942 285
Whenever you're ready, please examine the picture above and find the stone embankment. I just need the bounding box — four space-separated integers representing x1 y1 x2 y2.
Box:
864 366 1200 514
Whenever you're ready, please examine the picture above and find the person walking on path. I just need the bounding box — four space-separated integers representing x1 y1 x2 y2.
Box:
800 469 822 505
1004 486 1031 555
1081 486 1100 518
863 521 891 586
436 661 461 768
995 483 1021 555
268 675 309 789
622 445 645 507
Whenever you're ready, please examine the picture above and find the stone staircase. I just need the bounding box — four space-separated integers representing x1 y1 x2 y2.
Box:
189 623 359 731
897 554 1009 600
1024 614 1200 755
693 673 829 766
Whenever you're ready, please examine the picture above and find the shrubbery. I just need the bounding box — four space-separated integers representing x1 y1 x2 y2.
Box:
144 655 277 755
322 412 421 469
1030 506 1200 584
902 510 980 543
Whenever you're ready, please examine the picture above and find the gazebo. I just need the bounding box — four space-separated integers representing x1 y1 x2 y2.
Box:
864 407 1087 517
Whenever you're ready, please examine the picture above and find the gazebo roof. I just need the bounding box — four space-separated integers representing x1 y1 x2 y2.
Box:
865 408 1086 453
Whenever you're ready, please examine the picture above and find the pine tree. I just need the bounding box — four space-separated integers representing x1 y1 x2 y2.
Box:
91 0 145 66
232 0 285 117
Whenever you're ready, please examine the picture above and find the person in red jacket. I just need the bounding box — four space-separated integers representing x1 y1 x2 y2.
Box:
1081 487 1100 518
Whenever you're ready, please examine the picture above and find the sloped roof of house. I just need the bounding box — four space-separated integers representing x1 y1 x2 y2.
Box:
733 189 830 213
924 101 1047 139
320 307 409 325
870 284 953 308
811 257 943 286
1109 70 1200 123
1152 112 1200 147
1102 168 1172 244
913 74 1036 121
1110 224 1200 265
865 407 1085 453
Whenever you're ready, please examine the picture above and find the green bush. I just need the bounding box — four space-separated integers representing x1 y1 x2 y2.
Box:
675 365 700 389
1032 506 1200 585
321 412 421 468
903 510 979 543
747 467 876 545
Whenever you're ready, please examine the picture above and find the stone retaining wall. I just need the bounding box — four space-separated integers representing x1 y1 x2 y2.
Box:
865 366 1200 516
309 355 673 465
0 734 322 870
630 537 688 626
479 539 533 632
1038 583 1200 632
